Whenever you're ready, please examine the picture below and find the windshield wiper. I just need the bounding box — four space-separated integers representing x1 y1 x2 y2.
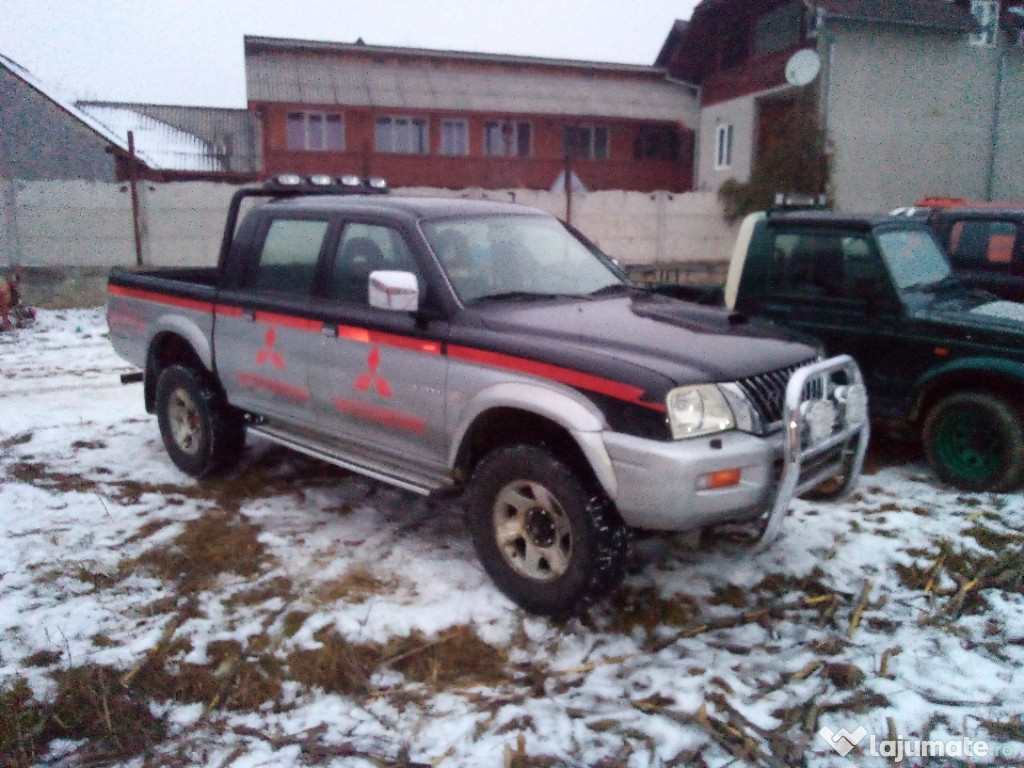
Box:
467 291 588 305
587 283 638 297
902 275 959 293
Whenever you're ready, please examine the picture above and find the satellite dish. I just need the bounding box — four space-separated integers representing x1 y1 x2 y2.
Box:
785 49 821 86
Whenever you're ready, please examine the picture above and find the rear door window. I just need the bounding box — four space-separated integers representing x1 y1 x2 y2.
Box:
249 218 331 295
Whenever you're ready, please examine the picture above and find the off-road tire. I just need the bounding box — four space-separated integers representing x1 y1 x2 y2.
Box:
922 392 1024 492
465 444 628 616
155 364 245 479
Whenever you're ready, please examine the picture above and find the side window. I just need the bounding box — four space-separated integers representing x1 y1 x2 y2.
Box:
250 219 329 295
326 223 421 305
949 220 1019 266
770 232 876 298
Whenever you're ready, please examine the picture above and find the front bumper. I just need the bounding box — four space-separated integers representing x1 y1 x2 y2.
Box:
604 355 869 542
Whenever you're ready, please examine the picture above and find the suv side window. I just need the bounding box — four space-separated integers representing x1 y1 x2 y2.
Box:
769 232 879 299
249 218 330 295
325 222 422 305
948 219 1021 268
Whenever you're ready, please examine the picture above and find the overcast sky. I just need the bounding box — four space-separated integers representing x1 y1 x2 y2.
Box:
0 0 701 108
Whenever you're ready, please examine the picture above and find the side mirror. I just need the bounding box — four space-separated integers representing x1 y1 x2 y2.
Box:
368 270 419 312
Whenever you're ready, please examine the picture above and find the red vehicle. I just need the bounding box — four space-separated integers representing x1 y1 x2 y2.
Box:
893 197 1024 302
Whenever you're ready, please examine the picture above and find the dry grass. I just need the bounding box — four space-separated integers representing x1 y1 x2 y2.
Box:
287 624 510 698
0 666 166 768
604 587 699 638
131 508 268 594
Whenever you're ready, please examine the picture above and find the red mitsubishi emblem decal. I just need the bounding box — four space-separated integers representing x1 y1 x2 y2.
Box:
355 345 392 397
255 327 285 369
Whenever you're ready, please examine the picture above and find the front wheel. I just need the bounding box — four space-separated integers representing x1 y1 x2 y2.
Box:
465 444 628 616
922 392 1024 492
155 364 245 478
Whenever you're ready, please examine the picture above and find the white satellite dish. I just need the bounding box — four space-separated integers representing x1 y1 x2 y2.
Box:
785 49 822 86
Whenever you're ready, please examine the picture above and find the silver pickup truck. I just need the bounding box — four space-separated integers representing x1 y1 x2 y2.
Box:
107 175 869 615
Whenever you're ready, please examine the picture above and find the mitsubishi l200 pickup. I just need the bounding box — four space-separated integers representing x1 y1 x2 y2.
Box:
106 175 868 615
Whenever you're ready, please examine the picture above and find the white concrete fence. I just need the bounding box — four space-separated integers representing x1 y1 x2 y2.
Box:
0 179 738 269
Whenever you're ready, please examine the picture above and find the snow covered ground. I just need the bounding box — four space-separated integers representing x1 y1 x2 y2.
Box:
1 309 1023 767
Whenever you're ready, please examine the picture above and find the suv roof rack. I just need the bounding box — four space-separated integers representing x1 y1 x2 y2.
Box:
767 192 830 217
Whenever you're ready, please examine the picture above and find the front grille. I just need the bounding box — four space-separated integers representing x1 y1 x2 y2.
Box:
736 358 818 427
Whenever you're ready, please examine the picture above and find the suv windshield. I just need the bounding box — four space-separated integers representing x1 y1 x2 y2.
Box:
422 214 625 304
877 227 953 292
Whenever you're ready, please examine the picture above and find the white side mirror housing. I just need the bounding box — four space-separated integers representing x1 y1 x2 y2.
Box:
368 270 419 312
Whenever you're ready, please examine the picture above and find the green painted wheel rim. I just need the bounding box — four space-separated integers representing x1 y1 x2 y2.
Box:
933 407 1002 482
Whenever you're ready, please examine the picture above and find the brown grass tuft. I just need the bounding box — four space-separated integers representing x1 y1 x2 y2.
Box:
46 664 166 761
133 508 268 594
605 587 699 637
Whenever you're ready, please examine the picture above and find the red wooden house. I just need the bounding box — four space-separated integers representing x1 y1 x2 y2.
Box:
245 36 700 193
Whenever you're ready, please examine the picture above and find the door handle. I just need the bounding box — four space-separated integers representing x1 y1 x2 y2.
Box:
321 323 337 338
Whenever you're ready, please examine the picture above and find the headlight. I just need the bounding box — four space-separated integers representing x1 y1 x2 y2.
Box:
666 384 735 439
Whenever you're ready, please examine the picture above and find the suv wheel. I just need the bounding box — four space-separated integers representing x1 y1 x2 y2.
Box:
922 392 1024 492
155 364 245 478
466 444 628 616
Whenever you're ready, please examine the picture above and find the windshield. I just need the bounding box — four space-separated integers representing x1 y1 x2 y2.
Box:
877 228 952 291
422 215 625 304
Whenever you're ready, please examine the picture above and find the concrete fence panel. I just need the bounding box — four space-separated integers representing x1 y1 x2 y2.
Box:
2 180 738 306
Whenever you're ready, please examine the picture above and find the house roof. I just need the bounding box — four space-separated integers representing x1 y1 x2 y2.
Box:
77 102 262 173
75 104 227 172
0 52 140 162
244 36 699 125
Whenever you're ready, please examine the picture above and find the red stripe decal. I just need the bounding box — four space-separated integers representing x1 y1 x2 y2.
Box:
336 325 442 354
253 311 322 333
333 397 426 434
448 345 665 412
238 373 310 403
215 304 245 317
108 284 213 314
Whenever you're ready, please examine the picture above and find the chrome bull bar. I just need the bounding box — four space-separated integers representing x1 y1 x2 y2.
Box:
757 354 870 547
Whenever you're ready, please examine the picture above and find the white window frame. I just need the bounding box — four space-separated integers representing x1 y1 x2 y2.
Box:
969 0 999 47
286 111 345 152
483 120 533 157
564 124 610 160
375 116 430 154
715 123 734 170
440 118 469 156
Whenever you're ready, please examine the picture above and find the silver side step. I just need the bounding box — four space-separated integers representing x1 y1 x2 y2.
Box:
249 424 453 497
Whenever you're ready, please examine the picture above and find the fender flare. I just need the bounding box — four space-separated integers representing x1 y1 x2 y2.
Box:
449 381 618 500
913 355 1024 415
149 312 214 373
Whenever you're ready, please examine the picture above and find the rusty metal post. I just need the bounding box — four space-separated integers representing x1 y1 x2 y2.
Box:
564 151 573 226
127 130 143 266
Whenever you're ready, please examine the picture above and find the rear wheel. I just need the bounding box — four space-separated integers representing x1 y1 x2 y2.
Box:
922 392 1024 492
155 365 245 478
466 444 628 616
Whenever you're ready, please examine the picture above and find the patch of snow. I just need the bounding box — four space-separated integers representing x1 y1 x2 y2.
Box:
1 309 1023 766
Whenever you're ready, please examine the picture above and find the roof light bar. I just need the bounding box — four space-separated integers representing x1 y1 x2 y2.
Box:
260 173 390 195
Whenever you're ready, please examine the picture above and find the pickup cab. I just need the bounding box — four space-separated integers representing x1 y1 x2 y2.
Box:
720 207 1024 493
107 176 867 616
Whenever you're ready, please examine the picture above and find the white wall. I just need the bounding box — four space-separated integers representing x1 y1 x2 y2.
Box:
1 180 738 270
